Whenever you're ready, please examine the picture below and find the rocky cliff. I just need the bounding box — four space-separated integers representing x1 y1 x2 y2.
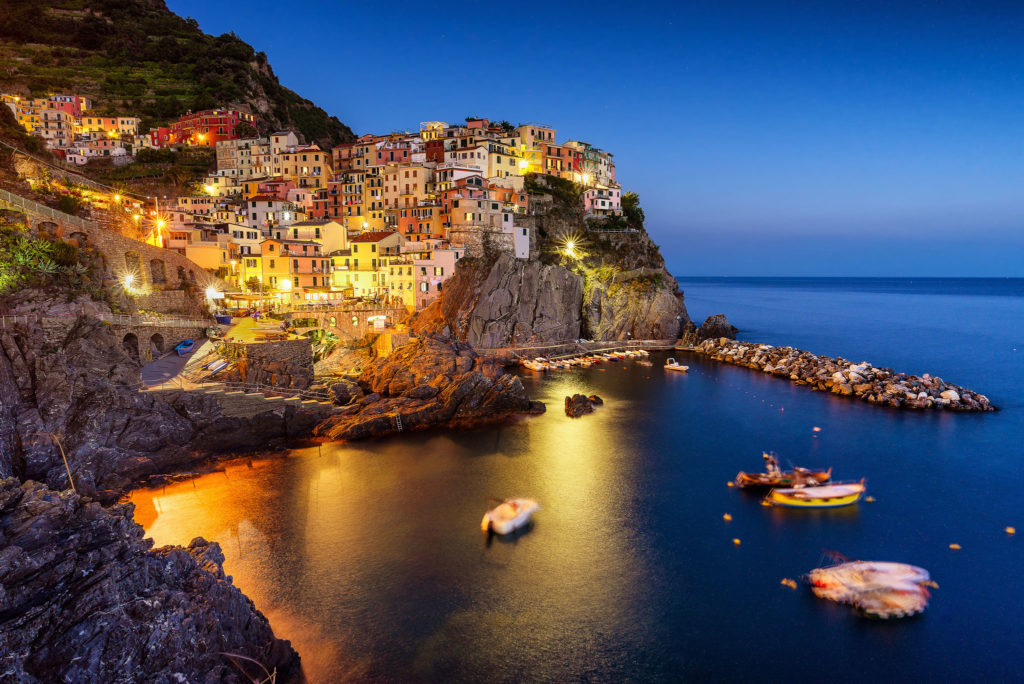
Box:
414 178 688 347
314 335 543 441
0 304 319 500
0 478 298 682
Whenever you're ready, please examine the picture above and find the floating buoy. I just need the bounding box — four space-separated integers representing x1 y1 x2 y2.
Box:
780 578 797 589
1006 526 1016 535
865 496 876 503
732 538 741 546
949 543 962 550
723 513 732 521
812 426 822 432
727 481 735 488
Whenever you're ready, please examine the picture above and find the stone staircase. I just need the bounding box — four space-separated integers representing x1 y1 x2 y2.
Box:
148 386 339 418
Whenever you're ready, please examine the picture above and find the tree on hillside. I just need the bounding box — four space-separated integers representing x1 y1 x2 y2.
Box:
622 191 645 231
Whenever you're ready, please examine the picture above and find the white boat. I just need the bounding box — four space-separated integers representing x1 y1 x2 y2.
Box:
807 561 933 619
665 358 689 372
481 498 539 534
522 357 550 372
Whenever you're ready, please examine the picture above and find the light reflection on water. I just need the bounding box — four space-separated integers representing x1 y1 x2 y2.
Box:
129 301 1024 682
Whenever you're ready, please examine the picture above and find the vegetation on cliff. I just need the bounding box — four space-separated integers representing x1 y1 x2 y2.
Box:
0 0 354 146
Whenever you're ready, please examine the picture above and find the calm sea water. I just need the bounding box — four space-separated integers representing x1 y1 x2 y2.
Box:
129 278 1024 682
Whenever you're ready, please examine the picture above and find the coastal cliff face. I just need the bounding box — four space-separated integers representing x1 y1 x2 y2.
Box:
0 306 318 499
0 478 298 682
414 180 688 347
424 253 584 348
314 336 542 441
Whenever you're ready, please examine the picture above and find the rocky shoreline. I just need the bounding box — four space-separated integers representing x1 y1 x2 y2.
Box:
692 338 996 411
315 335 545 441
0 478 298 682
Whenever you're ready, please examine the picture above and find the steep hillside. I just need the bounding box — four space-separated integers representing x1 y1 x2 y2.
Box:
0 0 354 146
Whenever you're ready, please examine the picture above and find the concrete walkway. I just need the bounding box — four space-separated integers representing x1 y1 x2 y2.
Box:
140 340 212 387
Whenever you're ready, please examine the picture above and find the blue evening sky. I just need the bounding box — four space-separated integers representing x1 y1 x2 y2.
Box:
168 0 1024 276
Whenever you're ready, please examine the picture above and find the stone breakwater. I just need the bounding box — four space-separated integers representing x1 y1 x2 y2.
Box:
693 338 996 411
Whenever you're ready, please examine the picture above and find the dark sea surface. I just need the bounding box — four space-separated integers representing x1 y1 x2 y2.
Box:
129 278 1024 682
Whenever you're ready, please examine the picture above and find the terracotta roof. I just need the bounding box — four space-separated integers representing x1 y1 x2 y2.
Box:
249 194 286 202
350 231 399 243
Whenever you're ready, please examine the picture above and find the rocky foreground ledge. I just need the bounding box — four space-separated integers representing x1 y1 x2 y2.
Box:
693 338 996 411
0 478 298 682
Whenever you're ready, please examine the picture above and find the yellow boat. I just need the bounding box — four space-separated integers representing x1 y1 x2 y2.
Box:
766 481 866 508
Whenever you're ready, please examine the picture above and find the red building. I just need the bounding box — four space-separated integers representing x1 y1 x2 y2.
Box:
169 109 254 146
311 179 344 220
150 127 172 148
424 139 445 164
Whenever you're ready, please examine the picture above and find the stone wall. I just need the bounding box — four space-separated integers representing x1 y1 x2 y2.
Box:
135 290 208 317
219 337 314 389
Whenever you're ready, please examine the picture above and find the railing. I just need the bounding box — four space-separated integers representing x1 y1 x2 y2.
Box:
0 187 98 231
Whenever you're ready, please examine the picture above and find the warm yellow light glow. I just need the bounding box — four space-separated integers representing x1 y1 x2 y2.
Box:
518 159 529 169
205 287 218 299
113 194 120 202
565 240 576 253
204 185 215 195
122 274 135 288
156 219 166 229
280 279 292 291
133 214 141 221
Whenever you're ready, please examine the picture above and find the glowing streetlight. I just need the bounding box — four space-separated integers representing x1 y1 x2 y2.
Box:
204 185 215 195
132 214 141 222
122 274 135 289
113 194 121 203
205 286 219 299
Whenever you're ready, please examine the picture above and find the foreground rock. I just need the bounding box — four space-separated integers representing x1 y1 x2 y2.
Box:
314 336 544 440
0 313 324 500
694 338 995 411
564 394 602 417
0 478 298 682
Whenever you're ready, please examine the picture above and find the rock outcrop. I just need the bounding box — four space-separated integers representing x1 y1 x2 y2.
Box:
584 271 686 341
0 311 322 500
314 336 544 441
418 253 584 348
694 338 996 411
564 394 602 417
0 478 298 682
696 313 738 340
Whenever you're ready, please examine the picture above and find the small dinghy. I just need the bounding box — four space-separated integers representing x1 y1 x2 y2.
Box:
807 560 934 619
664 357 689 372
766 481 865 508
174 339 195 356
481 498 539 535
522 358 547 372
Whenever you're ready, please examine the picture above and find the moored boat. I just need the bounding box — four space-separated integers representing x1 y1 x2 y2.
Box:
766 481 866 508
735 452 831 489
665 357 689 372
807 560 933 619
481 498 539 534
174 339 195 356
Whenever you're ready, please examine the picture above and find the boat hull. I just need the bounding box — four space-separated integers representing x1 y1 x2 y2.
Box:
766 483 865 508
482 498 539 535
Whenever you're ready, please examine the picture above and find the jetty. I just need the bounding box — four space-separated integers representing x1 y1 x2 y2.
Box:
688 337 995 412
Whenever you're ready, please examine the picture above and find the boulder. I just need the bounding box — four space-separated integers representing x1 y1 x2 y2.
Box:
696 314 738 341
565 394 596 417
940 389 961 403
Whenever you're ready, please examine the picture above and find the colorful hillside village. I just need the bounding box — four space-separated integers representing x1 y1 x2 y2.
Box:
3 94 623 311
